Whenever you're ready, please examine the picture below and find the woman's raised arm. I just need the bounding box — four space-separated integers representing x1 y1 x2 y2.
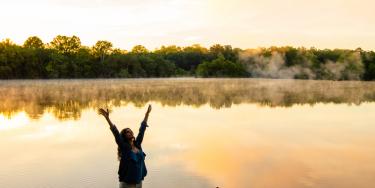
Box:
98 108 127 150
136 105 152 146
98 108 115 127
143 105 152 124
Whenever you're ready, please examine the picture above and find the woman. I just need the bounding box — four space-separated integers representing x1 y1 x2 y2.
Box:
98 105 152 188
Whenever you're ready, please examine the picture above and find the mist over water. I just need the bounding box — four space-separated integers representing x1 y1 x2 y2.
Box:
1 78 375 120
1 78 375 188
0 78 375 119
240 49 365 80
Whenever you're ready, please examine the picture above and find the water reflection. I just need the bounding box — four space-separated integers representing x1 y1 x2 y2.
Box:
1 104 374 188
1 78 375 120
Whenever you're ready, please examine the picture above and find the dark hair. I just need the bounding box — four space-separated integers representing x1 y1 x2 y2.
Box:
118 128 132 161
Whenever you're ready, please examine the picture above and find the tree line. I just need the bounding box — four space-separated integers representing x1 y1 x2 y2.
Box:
1 35 375 80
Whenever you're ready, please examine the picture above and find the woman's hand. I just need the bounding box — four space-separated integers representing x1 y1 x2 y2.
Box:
146 104 152 115
99 108 115 128
98 108 110 119
143 104 152 123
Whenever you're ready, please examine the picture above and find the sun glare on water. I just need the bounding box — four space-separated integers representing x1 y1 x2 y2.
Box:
0 112 30 130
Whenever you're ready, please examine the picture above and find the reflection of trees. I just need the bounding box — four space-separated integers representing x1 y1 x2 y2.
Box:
1 79 375 120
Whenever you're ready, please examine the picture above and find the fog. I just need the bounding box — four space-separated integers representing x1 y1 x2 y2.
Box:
1 78 375 120
240 49 364 80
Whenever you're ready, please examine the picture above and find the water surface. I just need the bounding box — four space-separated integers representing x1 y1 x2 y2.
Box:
1 79 375 188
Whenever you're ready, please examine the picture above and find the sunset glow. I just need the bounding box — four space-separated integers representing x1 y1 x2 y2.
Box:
1 0 374 50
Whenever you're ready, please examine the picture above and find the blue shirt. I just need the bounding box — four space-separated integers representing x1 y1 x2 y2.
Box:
110 121 148 184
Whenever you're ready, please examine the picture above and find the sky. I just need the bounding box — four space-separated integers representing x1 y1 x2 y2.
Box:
0 0 374 50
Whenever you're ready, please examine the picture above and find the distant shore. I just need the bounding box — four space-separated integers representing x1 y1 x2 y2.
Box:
1 36 375 80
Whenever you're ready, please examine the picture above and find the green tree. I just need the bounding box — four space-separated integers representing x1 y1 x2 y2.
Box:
177 44 208 72
209 44 238 62
92 40 113 63
196 54 248 77
155 45 182 55
50 35 81 55
362 51 375 80
131 45 149 54
23 36 44 49
0 39 14 78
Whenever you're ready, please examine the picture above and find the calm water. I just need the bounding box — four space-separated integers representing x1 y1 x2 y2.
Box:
1 78 375 188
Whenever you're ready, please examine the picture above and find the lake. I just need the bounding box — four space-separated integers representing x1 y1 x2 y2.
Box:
1 78 375 188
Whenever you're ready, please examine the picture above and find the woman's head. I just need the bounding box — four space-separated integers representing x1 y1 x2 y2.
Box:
120 128 134 142
118 128 134 161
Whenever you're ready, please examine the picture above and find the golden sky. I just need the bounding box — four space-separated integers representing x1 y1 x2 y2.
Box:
1 0 374 50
